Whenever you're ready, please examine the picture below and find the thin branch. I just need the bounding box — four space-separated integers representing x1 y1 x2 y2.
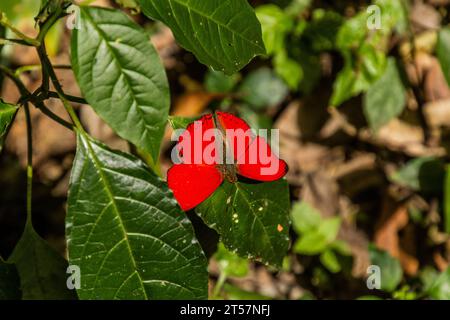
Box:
48 91 87 104
23 102 33 222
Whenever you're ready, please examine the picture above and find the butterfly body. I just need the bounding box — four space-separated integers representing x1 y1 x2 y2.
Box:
168 111 288 211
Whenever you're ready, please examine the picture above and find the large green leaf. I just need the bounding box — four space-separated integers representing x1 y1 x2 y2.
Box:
0 100 18 138
363 58 405 131
8 222 77 299
0 259 21 300
137 0 265 74
437 27 450 87
71 6 169 162
67 132 207 299
196 179 290 267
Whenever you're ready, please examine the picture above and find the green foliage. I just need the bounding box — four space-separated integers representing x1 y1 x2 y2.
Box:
390 157 445 195
67 132 208 299
197 180 290 267
363 58 406 130
71 6 170 163
291 202 349 273
422 267 450 300
0 100 17 138
238 68 288 110
369 245 403 292
0 259 21 299
437 27 450 87
204 70 240 93
214 242 249 278
138 0 265 75
8 222 77 299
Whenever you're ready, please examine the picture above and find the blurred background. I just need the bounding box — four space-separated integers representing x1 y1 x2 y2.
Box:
1 0 450 299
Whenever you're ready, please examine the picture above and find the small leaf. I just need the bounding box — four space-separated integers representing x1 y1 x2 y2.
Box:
213 242 248 278
363 58 405 130
293 217 341 255
8 222 77 299
290 201 322 234
425 267 450 300
204 70 239 93
0 259 21 300
437 27 450 86
138 0 265 75
67 132 208 299
390 157 444 194
238 68 288 110
273 50 303 90
256 4 292 55
369 245 403 292
0 100 18 138
196 180 290 267
320 249 341 273
168 115 199 130
71 6 169 163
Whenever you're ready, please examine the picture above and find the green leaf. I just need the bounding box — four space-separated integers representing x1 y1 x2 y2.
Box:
256 4 292 55
168 115 198 130
238 68 288 110
115 0 140 13
273 50 303 90
138 0 265 75
390 157 444 194
196 180 290 267
67 132 208 299
71 6 169 163
369 245 403 292
290 201 322 234
363 58 405 130
320 249 341 273
204 70 240 93
293 216 341 255
437 27 450 87
213 242 248 278
8 222 77 299
0 100 18 138
425 267 450 300
0 260 21 299
331 47 387 107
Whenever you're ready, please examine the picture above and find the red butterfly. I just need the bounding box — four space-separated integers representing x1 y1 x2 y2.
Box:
167 111 288 211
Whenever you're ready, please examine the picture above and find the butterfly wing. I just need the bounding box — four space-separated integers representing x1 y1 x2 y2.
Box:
167 164 223 211
236 136 288 181
178 114 218 165
215 111 255 160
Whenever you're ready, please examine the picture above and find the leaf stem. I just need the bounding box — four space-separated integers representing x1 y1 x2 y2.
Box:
0 13 40 46
23 102 33 223
212 272 227 298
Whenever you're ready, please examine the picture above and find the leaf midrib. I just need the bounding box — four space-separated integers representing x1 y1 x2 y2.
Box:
80 8 156 148
80 132 148 299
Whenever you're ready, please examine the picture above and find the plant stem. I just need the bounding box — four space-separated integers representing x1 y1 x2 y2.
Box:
212 272 227 298
23 102 33 223
0 38 35 46
0 65 74 130
39 46 85 132
48 91 87 104
0 13 40 46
